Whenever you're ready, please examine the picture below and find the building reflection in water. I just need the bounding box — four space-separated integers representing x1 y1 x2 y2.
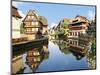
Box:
12 39 96 74
68 39 96 69
12 55 24 74
42 45 49 60
68 39 79 46
54 39 96 69
53 39 88 60
54 40 70 55
68 39 88 56
68 39 86 60
26 44 49 73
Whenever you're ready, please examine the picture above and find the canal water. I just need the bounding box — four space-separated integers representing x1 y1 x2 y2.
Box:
12 39 95 74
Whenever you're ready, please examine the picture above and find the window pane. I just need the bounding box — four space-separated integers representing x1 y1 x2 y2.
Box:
28 16 30 19
31 16 34 19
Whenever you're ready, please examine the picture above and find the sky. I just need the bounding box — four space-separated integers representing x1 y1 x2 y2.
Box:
12 1 96 28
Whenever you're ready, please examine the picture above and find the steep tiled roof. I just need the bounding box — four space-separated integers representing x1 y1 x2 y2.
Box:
75 15 87 20
23 9 48 26
70 15 89 25
23 10 38 22
12 6 22 18
39 16 48 25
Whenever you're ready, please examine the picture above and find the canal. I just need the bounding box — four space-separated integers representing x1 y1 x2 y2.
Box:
12 39 96 74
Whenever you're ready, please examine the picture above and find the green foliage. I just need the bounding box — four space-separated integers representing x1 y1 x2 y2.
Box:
63 19 70 28
88 38 96 69
50 19 70 40
60 19 70 36
91 38 96 52
20 23 25 34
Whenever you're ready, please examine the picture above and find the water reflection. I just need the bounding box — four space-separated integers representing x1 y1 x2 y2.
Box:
25 45 49 73
26 48 42 72
53 40 70 55
12 55 24 74
52 39 96 68
53 39 86 60
66 39 96 69
12 39 96 74
86 48 96 69
68 39 87 60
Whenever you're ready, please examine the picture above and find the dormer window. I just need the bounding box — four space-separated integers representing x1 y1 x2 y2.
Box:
72 20 78 22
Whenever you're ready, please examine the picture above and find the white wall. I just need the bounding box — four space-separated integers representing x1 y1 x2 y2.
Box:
12 17 22 38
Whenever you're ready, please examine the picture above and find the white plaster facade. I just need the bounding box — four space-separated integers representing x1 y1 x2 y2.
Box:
12 17 22 38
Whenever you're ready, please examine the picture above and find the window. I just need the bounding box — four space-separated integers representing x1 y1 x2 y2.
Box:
72 19 78 22
32 22 34 25
31 16 34 19
35 22 38 25
32 28 38 32
75 32 77 36
26 28 31 32
28 16 30 19
31 22 38 25
70 32 72 36
73 32 74 36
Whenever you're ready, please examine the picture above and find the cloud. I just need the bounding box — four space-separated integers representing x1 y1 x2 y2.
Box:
12 1 25 18
12 1 23 7
50 22 58 28
88 10 95 20
12 2 18 7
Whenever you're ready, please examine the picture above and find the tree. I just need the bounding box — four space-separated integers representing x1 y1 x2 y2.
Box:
61 19 70 38
20 23 25 34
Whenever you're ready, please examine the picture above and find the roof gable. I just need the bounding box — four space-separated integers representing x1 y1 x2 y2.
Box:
12 6 22 18
23 10 38 22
